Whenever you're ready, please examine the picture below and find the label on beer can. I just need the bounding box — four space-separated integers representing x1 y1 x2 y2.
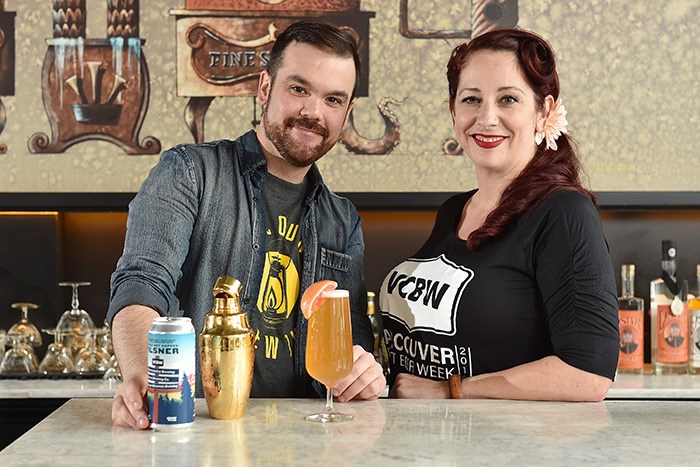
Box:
147 317 196 429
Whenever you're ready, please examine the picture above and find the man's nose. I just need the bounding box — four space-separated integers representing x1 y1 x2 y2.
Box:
300 97 322 120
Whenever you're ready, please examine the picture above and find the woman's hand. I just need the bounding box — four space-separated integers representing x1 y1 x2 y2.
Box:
389 373 450 399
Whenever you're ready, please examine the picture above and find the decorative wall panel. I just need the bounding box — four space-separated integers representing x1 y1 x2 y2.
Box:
0 1 697 193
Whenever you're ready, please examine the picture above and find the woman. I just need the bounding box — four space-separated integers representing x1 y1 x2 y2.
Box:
379 29 619 401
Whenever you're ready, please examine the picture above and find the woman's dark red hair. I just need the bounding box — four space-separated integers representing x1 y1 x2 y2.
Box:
446 28 596 250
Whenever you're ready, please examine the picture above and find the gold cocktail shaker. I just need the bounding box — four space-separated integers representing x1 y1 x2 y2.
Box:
199 276 254 419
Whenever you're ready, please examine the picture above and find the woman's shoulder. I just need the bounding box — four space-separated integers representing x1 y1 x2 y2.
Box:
539 189 596 209
439 190 477 215
512 189 607 255
529 189 599 223
513 190 602 244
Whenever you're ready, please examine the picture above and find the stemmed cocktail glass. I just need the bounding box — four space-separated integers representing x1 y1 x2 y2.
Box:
0 335 37 374
96 319 113 358
304 287 354 423
56 282 95 362
75 329 110 374
100 320 121 381
38 328 75 375
6 302 42 370
103 354 122 382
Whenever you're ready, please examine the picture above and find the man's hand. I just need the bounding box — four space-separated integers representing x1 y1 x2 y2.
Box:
332 345 386 402
111 375 150 430
389 372 450 399
110 305 158 429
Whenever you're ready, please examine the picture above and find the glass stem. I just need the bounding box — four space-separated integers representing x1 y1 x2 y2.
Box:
325 386 334 413
71 285 80 311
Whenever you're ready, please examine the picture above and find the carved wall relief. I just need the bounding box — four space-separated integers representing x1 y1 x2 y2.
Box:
399 0 518 40
0 1 16 154
29 1 160 155
398 0 519 155
171 0 401 155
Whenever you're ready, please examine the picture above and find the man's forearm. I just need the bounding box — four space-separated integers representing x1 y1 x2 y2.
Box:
112 305 159 382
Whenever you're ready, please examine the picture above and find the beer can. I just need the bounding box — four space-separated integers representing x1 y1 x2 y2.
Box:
147 317 196 430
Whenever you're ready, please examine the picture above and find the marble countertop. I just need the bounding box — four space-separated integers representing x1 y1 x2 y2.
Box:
608 372 700 399
1 373 700 400
1 397 699 465
0 379 119 399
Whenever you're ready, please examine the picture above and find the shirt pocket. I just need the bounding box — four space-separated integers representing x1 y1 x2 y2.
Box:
319 247 350 281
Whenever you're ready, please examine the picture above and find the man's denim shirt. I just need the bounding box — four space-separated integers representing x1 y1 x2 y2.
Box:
108 130 372 397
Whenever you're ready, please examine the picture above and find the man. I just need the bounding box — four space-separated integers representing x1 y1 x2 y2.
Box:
665 322 684 348
619 328 638 354
109 21 385 430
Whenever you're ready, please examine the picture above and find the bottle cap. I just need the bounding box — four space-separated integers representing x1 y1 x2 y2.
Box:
367 291 376 315
661 240 676 260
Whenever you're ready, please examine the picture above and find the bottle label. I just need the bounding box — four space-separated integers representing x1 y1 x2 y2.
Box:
618 310 644 369
689 307 700 364
657 304 688 363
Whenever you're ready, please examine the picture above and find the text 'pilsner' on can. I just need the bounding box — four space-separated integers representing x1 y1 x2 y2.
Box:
148 316 196 430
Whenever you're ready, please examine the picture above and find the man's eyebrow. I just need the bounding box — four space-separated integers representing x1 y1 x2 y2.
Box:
285 74 311 87
285 74 350 100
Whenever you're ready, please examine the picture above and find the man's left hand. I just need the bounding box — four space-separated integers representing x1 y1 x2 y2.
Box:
332 345 386 401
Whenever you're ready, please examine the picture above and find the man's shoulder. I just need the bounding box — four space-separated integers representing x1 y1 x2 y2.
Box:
166 139 238 159
322 188 359 215
158 138 252 176
310 186 361 230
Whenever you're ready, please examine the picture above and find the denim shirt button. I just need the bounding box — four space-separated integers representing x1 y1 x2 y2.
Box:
243 298 250 305
252 243 259 250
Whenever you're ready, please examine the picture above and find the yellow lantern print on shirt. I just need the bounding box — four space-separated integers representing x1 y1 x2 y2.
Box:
256 215 301 328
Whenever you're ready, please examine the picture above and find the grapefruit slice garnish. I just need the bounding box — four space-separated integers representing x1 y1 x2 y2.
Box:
300 280 338 319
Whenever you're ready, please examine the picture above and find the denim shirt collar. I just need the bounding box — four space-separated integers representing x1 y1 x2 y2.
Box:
238 130 325 204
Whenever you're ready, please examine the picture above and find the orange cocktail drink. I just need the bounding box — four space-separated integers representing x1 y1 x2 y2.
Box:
305 289 353 387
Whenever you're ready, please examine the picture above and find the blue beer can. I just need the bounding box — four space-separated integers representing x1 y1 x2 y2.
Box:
147 317 196 430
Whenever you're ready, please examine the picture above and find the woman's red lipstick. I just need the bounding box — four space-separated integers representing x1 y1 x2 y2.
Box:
471 134 506 149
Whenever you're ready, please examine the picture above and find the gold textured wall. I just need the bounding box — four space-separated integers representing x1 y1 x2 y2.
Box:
0 0 697 193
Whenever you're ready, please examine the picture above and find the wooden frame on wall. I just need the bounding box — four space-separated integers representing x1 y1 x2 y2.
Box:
1 192 700 212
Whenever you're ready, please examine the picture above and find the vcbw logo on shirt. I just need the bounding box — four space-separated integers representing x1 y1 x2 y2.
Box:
380 255 473 336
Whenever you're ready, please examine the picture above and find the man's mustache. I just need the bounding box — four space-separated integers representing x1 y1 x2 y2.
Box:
285 117 329 138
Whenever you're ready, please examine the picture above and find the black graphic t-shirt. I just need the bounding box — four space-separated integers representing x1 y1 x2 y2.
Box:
379 190 619 385
251 173 307 397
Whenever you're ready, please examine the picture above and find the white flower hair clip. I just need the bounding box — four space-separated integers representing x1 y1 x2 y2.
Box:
535 96 568 151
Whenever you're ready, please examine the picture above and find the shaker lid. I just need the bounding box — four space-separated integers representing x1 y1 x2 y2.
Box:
213 276 243 298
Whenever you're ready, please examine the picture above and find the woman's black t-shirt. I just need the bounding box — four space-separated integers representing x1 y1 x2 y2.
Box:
379 190 619 384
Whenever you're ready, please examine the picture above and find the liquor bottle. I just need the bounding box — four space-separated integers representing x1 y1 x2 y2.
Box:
367 291 389 376
649 240 687 375
617 264 644 374
688 265 700 375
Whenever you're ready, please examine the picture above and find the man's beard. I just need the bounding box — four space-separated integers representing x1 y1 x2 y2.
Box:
263 114 336 168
